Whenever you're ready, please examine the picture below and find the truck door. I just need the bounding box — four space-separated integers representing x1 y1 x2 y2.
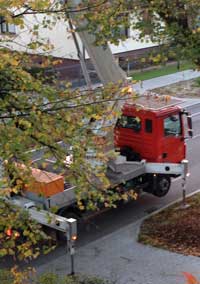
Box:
114 115 142 155
162 113 185 163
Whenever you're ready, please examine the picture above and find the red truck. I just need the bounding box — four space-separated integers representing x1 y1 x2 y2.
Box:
113 94 192 197
17 95 191 207
4 8 192 244
8 95 192 241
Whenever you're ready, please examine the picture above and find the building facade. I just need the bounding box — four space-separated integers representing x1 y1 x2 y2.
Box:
1 12 158 85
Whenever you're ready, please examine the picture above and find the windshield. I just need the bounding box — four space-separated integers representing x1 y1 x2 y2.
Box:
164 114 181 136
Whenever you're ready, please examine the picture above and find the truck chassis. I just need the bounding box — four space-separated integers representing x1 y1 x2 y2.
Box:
8 156 188 227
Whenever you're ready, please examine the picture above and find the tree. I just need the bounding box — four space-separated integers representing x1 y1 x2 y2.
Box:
2 0 200 63
0 46 131 251
78 0 200 66
0 0 199 262
0 0 133 261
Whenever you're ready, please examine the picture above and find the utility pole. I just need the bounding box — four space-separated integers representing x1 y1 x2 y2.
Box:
180 159 190 209
66 218 77 275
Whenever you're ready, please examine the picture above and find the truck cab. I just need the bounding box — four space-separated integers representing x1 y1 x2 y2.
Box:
114 95 190 163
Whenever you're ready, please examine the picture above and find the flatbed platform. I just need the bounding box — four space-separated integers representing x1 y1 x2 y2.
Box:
106 156 146 185
106 155 187 186
126 94 185 110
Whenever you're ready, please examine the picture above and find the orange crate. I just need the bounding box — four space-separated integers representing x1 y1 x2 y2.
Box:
26 168 64 197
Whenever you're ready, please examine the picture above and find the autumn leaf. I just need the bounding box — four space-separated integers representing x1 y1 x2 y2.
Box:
182 272 199 284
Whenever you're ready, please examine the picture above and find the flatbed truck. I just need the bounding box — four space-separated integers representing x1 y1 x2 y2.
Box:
3 0 193 239
7 94 191 235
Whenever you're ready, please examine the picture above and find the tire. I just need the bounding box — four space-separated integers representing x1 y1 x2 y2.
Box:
153 175 171 197
120 146 141 161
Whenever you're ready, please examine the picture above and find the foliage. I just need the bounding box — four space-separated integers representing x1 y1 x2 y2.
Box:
0 269 14 284
0 269 110 284
0 267 35 284
0 1 134 261
1 1 200 66
1 0 200 263
71 0 200 67
0 47 126 198
0 199 55 260
0 46 132 260
36 273 110 284
138 192 200 257
1 268 200 284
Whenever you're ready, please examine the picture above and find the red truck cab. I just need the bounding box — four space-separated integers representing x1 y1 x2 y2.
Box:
114 95 188 163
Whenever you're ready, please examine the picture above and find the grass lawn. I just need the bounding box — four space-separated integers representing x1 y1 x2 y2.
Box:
132 62 194 81
138 192 200 257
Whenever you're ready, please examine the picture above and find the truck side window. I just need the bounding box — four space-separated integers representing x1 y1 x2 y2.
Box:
164 115 181 136
145 119 152 133
117 115 141 132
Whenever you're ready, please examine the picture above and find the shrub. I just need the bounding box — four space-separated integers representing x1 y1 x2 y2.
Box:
0 269 14 284
36 272 110 284
0 269 110 284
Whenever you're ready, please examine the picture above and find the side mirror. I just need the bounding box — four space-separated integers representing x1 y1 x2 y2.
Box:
181 110 193 138
187 115 193 138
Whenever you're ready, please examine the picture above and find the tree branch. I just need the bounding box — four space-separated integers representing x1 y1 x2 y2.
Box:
0 0 109 25
0 96 130 119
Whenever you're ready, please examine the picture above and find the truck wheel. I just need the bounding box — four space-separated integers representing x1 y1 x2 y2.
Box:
120 147 141 161
153 175 171 197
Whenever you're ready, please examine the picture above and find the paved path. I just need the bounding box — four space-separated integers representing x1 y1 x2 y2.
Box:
37 218 200 284
133 69 200 94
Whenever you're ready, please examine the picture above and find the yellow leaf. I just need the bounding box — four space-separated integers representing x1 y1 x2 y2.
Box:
11 59 19 66
182 272 199 284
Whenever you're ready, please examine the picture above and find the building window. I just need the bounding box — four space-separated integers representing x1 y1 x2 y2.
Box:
119 26 130 38
0 16 16 34
117 12 130 39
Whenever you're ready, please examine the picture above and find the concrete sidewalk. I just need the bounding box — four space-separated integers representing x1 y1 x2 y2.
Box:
36 218 200 284
133 69 200 94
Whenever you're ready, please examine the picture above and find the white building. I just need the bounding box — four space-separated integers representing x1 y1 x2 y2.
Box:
0 13 158 84
1 12 157 59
